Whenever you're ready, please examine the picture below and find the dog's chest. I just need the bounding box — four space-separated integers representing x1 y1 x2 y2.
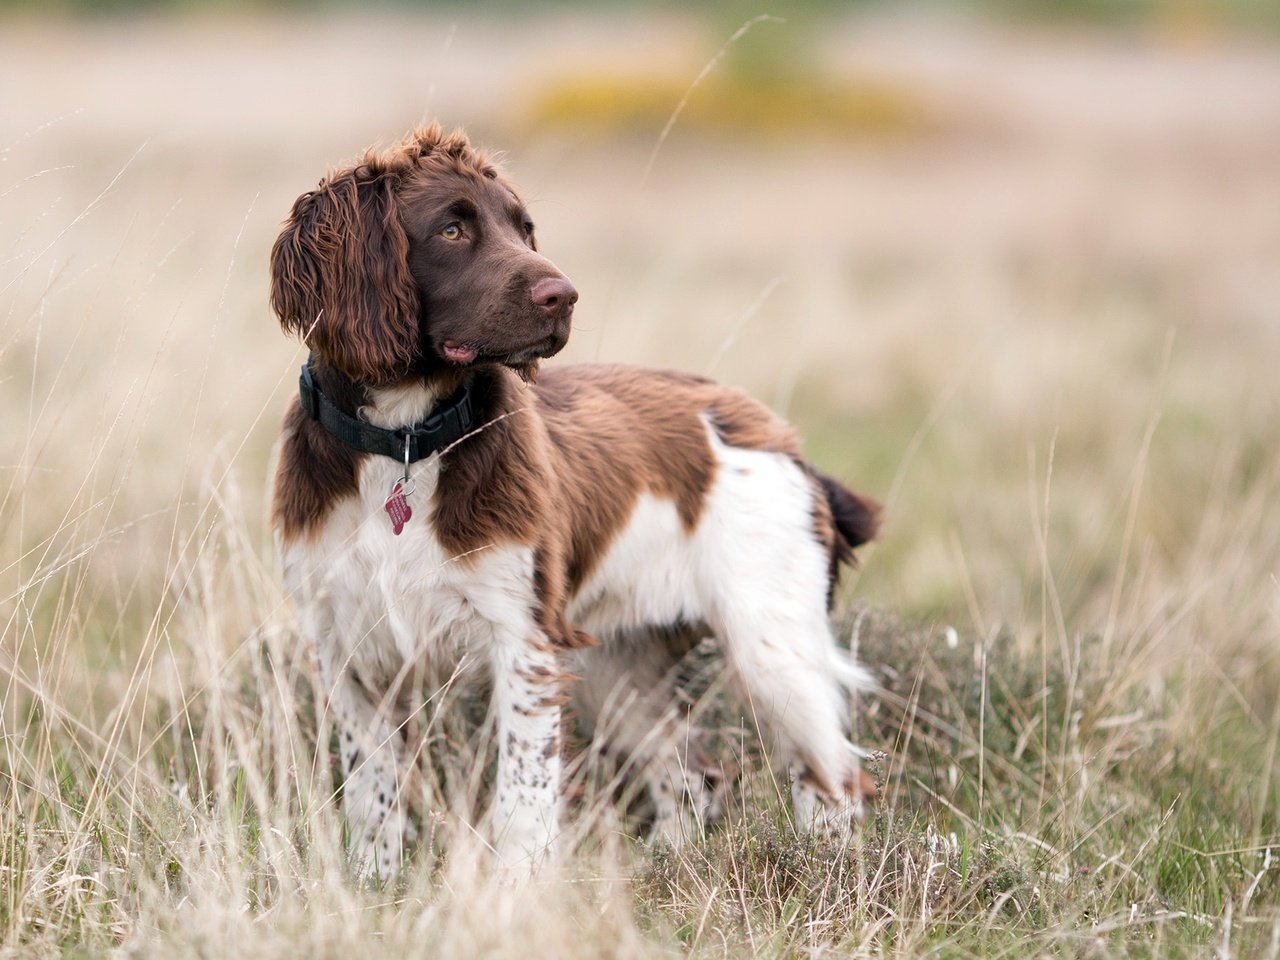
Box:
281 453 537 686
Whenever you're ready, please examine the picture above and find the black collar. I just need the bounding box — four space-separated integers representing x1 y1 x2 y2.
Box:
298 357 476 463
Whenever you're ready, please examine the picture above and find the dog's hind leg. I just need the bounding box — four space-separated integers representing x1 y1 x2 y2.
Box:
573 628 725 846
713 603 873 831
697 442 875 833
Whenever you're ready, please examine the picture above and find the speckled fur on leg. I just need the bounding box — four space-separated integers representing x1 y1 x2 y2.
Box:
486 637 564 875
323 658 417 882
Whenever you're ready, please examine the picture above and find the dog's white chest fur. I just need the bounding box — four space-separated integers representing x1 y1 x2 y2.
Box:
280 453 537 688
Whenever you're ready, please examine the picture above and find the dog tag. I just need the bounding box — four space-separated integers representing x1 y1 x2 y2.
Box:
384 481 413 535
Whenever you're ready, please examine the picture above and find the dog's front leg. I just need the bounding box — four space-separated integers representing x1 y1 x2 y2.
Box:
321 656 416 883
486 636 564 875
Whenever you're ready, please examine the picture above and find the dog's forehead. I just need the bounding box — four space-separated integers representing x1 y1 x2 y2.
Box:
399 163 525 220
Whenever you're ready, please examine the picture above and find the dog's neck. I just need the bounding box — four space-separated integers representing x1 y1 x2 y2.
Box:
301 358 482 467
360 373 465 430
307 361 470 431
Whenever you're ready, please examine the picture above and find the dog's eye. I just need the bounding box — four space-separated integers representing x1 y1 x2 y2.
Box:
522 220 535 237
441 223 463 241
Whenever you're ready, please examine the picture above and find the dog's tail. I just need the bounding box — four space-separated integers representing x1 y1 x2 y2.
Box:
814 468 880 564
810 468 880 684
811 467 881 612
830 644 877 695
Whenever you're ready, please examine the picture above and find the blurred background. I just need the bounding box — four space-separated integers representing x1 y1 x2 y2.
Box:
3 5 1280 952
2 0 1278 661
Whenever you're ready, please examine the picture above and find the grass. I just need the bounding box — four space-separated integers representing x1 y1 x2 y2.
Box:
6 580 1277 956
4 9 1280 958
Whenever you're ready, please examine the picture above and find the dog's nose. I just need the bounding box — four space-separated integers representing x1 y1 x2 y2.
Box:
531 277 578 317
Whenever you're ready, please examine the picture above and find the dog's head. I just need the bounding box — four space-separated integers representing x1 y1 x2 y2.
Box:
269 124 576 384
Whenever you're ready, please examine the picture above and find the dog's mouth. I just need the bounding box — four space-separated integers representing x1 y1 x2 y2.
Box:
441 341 479 364
440 334 566 368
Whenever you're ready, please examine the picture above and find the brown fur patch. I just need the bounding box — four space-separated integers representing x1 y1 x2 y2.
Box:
532 365 724 592
270 165 421 385
812 468 881 604
272 363 367 543
703 386 804 457
854 767 878 802
431 365 546 555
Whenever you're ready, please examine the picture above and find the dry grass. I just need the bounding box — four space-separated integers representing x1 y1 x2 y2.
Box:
2 8 1279 957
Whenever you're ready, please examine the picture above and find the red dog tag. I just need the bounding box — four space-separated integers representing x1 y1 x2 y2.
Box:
384 481 413 535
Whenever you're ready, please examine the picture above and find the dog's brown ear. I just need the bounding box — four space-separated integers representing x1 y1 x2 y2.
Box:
269 169 418 384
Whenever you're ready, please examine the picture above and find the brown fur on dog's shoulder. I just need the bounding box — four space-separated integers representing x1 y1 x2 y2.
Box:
272 365 366 542
532 365 718 593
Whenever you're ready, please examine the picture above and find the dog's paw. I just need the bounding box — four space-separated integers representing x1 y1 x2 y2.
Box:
790 762 875 838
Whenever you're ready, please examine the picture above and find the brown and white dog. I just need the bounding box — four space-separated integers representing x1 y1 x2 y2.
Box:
269 124 879 880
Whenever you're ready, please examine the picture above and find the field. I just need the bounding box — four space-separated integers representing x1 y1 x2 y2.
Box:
2 6 1279 957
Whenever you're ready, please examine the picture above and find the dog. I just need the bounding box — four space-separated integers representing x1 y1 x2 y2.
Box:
269 124 880 880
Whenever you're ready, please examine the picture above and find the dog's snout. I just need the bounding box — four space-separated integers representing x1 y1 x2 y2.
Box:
530 277 578 317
